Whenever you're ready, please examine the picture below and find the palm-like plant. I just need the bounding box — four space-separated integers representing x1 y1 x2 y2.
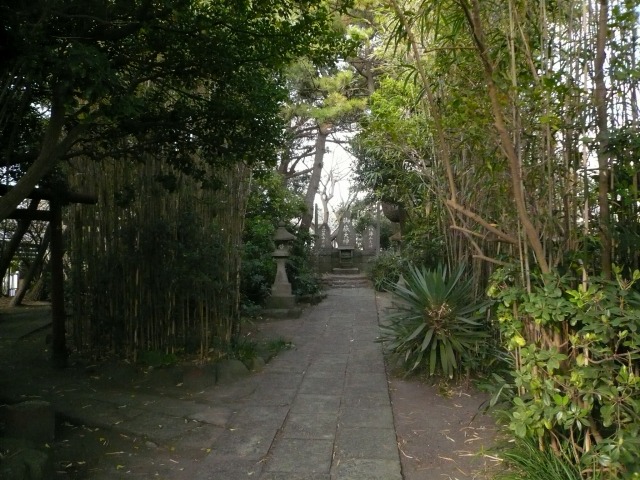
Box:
379 264 487 378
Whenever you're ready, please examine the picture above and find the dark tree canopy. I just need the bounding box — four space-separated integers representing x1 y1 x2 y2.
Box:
0 0 349 214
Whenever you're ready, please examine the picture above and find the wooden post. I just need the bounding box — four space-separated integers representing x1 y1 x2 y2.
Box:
1 185 97 368
376 201 381 254
50 199 67 368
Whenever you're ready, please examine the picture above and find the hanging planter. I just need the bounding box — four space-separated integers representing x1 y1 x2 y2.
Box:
381 202 405 223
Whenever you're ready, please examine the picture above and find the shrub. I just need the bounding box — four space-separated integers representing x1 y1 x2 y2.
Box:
265 337 293 358
368 249 405 291
137 350 178 368
286 229 322 297
241 169 308 304
379 263 488 378
241 218 276 304
487 267 640 478
495 437 586 480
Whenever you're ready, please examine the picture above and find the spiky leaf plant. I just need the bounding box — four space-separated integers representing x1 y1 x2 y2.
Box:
379 264 487 378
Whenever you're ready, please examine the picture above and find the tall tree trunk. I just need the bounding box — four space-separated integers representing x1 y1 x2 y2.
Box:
0 199 39 281
460 0 550 274
319 177 333 226
631 18 639 271
301 124 329 230
594 0 612 279
10 223 51 307
0 99 65 220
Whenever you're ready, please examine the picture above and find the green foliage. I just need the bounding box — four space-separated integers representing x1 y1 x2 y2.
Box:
606 125 640 273
379 264 488 379
400 207 446 271
351 77 430 205
283 57 367 124
495 437 586 480
351 76 447 267
487 267 640 478
242 218 277 305
241 171 306 304
287 229 323 297
241 171 321 303
137 350 178 368
368 249 405 291
265 337 294 358
1 0 350 198
228 335 292 365
228 336 259 365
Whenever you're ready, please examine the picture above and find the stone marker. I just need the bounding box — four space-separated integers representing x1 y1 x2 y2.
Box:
3 400 55 443
0 438 51 480
215 359 250 384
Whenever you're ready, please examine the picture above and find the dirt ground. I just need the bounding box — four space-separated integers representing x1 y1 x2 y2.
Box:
388 374 500 480
376 290 501 480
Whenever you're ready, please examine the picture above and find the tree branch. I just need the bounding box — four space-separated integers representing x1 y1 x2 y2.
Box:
446 200 518 244
473 254 510 266
459 0 549 273
285 166 314 179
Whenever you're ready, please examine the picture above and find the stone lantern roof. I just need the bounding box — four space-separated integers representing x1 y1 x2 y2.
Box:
273 222 296 243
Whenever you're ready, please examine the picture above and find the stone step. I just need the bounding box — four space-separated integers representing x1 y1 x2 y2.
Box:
321 273 371 288
332 267 360 275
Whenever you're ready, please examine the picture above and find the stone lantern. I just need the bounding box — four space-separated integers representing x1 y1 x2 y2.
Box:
267 222 296 309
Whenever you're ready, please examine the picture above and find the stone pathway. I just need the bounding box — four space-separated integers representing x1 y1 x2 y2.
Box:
192 287 401 479
1 287 403 479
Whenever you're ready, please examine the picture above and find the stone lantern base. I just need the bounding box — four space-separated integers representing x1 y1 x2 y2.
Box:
262 300 302 319
266 294 296 310
262 223 302 319
262 254 301 318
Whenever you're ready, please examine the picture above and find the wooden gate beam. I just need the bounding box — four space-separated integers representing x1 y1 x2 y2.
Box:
6 209 53 221
0 184 97 205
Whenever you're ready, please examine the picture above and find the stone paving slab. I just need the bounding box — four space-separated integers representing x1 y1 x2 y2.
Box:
188 405 234 426
171 423 225 450
260 473 330 480
345 372 389 389
335 426 399 459
122 411 199 442
342 388 392 408
290 394 342 415
228 405 290 429
282 412 338 440
298 376 344 395
332 458 403 480
192 454 263 478
339 405 395 429
264 438 334 474
212 427 275 458
253 287 401 479
243 387 298 406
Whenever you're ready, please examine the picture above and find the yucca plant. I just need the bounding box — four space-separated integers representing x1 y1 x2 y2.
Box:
379 263 487 378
